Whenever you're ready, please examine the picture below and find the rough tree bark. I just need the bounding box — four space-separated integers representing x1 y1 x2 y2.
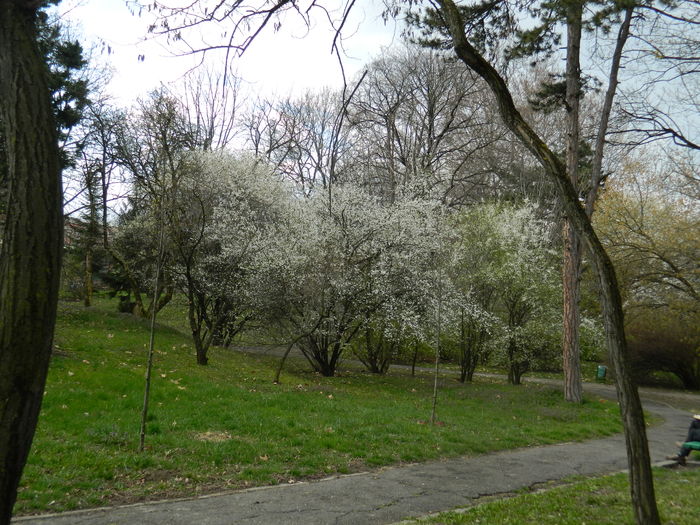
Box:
0 2 63 523
435 2 660 524
562 0 584 404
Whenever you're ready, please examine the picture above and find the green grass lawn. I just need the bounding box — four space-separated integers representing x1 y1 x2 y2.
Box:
416 466 700 525
17 299 623 515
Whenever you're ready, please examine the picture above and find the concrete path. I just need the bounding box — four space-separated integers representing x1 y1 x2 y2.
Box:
13 381 699 525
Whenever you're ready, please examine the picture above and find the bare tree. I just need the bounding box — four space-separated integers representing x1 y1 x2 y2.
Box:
348 45 502 205
110 91 199 317
243 88 353 196
64 97 128 306
613 1 699 151
243 97 287 160
172 64 242 151
595 158 700 310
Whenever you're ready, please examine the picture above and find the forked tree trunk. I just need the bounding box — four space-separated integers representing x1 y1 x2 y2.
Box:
0 3 62 523
435 2 660 523
195 342 209 365
506 339 528 385
562 1 584 404
186 288 211 366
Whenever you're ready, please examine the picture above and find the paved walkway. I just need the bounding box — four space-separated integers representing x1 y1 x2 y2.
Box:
13 380 699 525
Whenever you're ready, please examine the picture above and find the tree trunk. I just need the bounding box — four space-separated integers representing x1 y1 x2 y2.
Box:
187 291 209 366
0 3 62 523
192 337 208 366
508 365 524 385
562 1 584 404
83 159 100 309
435 2 660 523
317 361 335 377
84 245 94 307
83 184 99 307
506 339 525 385
411 342 419 377
458 309 467 383
140 216 166 452
299 335 335 377
562 224 582 400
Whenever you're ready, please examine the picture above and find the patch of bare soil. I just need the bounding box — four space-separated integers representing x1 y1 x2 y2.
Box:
194 431 232 442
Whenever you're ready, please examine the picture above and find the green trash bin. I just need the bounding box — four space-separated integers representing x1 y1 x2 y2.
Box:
596 365 607 380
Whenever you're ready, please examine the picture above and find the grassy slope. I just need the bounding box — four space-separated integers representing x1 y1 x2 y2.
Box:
419 466 700 525
18 299 622 514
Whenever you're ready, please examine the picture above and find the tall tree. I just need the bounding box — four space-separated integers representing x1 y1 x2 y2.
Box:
462 0 586 400
561 0 584 403
424 0 636 404
452 0 634 403
36 8 89 169
109 91 198 318
69 98 125 306
431 1 659 523
0 1 63 522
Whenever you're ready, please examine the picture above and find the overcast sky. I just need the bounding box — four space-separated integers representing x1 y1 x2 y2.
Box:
57 0 401 104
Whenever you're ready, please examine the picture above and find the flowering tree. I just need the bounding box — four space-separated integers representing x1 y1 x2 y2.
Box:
444 209 498 382
455 203 562 385
356 197 449 374
169 152 293 365
262 184 444 376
